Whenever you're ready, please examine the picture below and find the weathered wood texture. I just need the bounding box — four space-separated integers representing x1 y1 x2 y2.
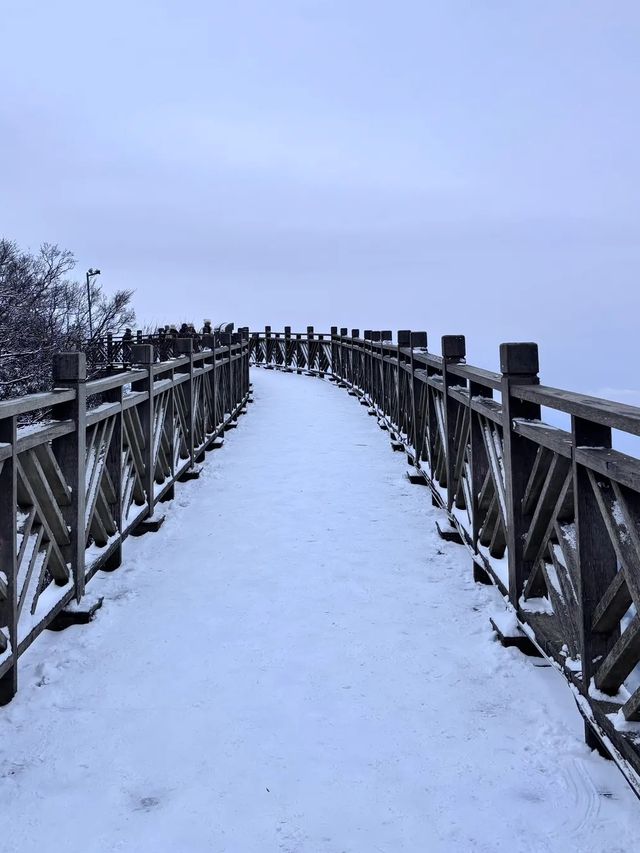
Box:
0 334 251 704
250 328 640 792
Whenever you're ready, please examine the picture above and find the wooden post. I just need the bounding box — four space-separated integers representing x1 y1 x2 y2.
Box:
284 326 292 368
410 332 428 462
380 332 392 415
441 336 466 510
265 325 272 365
102 375 124 570
307 326 315 372
202 333 217 437
363 331 372 399
176 338 195 469
242 329 250 398
0 411 17 704
330 326 338 376
230 333 239 408
131 344 156 520
469 379 492 555
573 417 618 690
371 332 381 407
350 330 359 387
296 333 302 374
52 353 87 601
500 342 541 606
397 331 410 433
338 328 348 383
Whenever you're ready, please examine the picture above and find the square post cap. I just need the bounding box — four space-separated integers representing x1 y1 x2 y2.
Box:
441 335 465 360
351 329 360 338
340 327 348 336
53 352 87 382
176 337 194 354
411 331 428 348
307 326 314 334
330 326 338 335
397 330 411 347
500 342 539 375
381 330 392 342
130 343 154 365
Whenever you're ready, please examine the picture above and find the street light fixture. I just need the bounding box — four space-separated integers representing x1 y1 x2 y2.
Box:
86 268 101 338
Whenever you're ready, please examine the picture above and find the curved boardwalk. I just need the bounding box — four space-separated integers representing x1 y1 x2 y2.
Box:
2 369 639 852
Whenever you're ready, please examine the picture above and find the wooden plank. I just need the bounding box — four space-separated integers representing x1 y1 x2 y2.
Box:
17 454 70 546
592 571 631 635
85 369 147 396
512 420 572 459
515 384 640 436
86 402 121 427
523 455 571 561
594 614 640 694
17 526 44 620
622 685 640 722
16 507 36 579
0 388 75 420
16 420 75 454
587 474 640 610
447 363 501 390
15 461 69 583
575 447 640 495
34 444 71 507
522 446 552 516
480 420 507 530
470 396 503 424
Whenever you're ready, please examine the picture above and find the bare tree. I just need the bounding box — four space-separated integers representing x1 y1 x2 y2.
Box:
0 239 135 400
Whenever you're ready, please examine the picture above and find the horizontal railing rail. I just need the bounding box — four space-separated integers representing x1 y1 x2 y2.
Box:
0 331 251 704
250 325 640 795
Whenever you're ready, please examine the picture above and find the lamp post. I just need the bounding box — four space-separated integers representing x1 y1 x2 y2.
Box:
86 268 101 338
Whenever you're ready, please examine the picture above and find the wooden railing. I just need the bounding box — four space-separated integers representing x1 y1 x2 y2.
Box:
83 327 251 377
251 325 640 795
0 333 251 704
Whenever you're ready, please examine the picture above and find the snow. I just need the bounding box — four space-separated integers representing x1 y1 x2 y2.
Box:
1 368 640 852
519 594 554 615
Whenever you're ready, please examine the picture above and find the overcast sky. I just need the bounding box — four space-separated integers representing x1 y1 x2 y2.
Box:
1 1 639 394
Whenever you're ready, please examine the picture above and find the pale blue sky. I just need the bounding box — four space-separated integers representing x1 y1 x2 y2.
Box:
1 1 639 392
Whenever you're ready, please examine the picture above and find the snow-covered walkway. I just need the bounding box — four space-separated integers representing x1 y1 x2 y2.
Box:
2 369 640 852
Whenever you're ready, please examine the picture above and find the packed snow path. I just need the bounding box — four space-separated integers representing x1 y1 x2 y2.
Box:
2 369 640 853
